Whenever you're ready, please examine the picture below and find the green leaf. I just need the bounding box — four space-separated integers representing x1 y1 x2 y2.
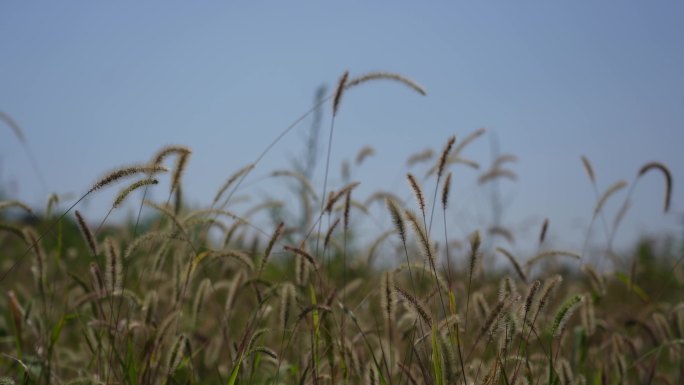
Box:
431 327 444 385
49 314 76 353
615 272 649 302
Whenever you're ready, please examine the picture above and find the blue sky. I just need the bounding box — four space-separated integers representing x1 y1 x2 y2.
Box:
1 2 683 257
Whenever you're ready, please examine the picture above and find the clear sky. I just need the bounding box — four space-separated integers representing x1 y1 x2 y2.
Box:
1 2 683 258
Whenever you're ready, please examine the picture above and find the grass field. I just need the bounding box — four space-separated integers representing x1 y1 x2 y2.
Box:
1 72 682 385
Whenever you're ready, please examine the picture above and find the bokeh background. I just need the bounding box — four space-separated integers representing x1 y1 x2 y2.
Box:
1 2 683 257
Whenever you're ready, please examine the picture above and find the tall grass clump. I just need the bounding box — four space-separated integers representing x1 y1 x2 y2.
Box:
0 70 681 385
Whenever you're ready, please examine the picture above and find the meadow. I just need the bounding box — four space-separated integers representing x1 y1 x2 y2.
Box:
0 71 682 385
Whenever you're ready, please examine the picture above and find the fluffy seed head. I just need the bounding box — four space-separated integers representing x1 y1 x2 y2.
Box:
346 71 427 96
258 221 284 277
355 146 375 165
452 127 486 157
407 148 434 167
386 198 406 245
151 145 191 167
495 247 527 282
499 276 518 302
104 237 122 294
89 262 105 298
539 218 549 245
213 163 255 205
284 245 317 270
406 173 425 213
478 168 518 184
638 161 672 212
581 155 596 183
323 218 341 250
536 275 563 315
581 264 605 295
469 230 482 276
75 210 98 256
89 165 167 193
594 180 628 216
332 70 350 117
325 182 360 213
523 280 542 316
526 250 581 272
380 271 395 327
436 136 456 179
483 299 507 336
295 253 310 286
0 200 33 215
343 189 352 231
404 209 434 267
113 178 158 208
394 285 432 325
551 295 585 337
441 172 452 210
170 151 190 194
0 110 26 143
279 283 296 330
